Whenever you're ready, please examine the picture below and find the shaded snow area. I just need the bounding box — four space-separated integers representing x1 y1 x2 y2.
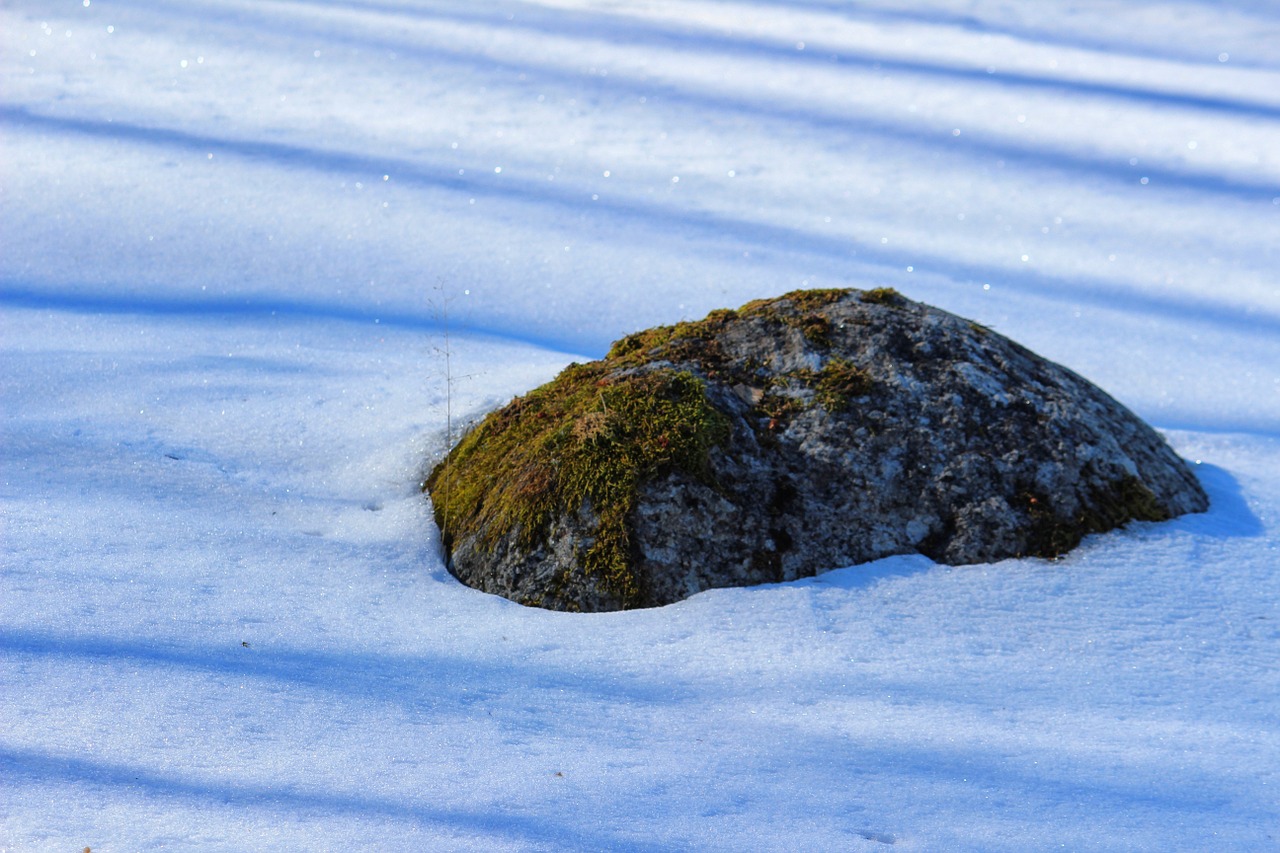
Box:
2 1 1279 849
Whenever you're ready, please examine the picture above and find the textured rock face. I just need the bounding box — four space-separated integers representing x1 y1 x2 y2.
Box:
426 288 1208 611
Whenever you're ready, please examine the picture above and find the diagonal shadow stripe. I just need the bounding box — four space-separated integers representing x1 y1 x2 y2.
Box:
0 279 581 356
40 2 1280 201
130 0 1280 118
0 628 691 710
671 0 1280 72
350 0 1280 119
4 110 1278 346
0 744 674 851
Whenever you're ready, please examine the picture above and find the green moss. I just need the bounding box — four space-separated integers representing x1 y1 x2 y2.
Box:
747 358 873 432
607 289 859 375
1020 475 1169 558
703 308 740 324
760 312 835 349
750 288 851 313
859 287 904 306
755 388 807 423
814 357 873 410
607 327 673 361
427 364 730 607
1094 475 1170 525
606 313 736 372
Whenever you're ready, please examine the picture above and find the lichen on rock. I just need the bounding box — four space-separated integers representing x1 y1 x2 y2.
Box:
425 288 1208 612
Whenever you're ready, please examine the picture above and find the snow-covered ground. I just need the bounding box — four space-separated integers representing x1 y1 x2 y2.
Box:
3 1 1279 849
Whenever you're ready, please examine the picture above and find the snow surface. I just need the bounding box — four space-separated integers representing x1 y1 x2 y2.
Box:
2 0 1279 849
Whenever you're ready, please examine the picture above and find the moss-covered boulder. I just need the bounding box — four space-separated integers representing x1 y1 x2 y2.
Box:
425 288 1208 611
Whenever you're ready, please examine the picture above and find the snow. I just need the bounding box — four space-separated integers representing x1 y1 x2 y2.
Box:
2 0 1278 849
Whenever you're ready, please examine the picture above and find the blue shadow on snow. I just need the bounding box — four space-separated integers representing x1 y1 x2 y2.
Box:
0 744 672 852
5 102 1279 351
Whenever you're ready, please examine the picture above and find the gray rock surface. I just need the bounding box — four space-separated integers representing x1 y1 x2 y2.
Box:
426 288 1208 611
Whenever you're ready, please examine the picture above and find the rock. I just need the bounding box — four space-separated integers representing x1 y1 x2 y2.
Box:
425 288 1208 611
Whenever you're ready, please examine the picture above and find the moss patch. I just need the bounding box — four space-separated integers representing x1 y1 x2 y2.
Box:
859 287 905 307
1020 475 1169 558
605 290 877 434
746 288 851 314
814 357 873 410
607 289 854 374
427 364 730 606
